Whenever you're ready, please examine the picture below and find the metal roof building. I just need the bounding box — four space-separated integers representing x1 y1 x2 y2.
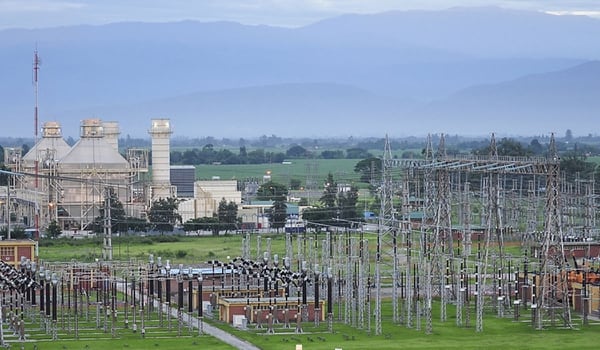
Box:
57 119 133 230
8 119 150 234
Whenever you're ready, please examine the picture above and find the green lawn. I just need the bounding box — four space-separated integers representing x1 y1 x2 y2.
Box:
16 301 600 350
39 234 276 264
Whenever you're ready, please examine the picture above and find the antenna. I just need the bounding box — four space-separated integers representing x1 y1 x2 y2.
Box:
33 49 41 240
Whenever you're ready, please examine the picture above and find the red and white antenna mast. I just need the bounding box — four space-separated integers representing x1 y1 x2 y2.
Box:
33 49 41 240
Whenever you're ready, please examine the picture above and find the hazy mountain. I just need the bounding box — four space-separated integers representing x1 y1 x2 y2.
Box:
55 61 600 138
56 83 414 138
416 61 600 136
301 7 600 59
1 7 599 138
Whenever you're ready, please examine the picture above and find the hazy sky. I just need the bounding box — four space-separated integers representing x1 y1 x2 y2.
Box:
2 0 600 29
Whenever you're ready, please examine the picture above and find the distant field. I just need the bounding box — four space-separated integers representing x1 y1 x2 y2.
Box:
587 156 600 164
195 158 364 185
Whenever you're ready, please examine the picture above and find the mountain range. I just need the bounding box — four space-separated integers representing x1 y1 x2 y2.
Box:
0 6 598 138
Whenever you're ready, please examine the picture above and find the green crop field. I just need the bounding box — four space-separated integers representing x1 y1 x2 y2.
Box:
194 158 363 185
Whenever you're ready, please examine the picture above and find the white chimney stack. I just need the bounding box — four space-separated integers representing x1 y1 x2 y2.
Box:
149 118 173 200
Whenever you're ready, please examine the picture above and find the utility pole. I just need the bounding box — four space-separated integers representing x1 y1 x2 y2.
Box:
103 187 113 260
33 50 41 240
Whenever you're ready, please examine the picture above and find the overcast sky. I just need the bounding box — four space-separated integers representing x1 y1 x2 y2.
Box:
2 0 600 29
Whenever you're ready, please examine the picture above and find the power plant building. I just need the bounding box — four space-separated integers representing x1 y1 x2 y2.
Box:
56 119 132 230
3 119 152 233
170 165 196 198
3 117 243 236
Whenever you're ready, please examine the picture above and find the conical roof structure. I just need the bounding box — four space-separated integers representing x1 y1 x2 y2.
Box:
60 119 128 169
22 121 72 166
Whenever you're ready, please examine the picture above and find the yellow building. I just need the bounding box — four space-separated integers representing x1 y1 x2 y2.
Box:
0 239 37 267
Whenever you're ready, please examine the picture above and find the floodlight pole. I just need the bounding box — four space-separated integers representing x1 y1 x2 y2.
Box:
166 260 171 331
188 269 193 333
327 268 333 332
51 273 58 340
74 276 79 339
177 264 184 337
157 257 163 327
197 274 203 335
314 264 320 326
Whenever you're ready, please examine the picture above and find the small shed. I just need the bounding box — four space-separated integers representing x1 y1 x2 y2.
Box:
0 239 37 266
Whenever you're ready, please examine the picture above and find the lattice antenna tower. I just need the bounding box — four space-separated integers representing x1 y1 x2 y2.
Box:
434 134 453 322
33 49 41 239
536 133 572 329
436 133 453 256
462 181 472 257
583 179 594 244
375 134 398 335
486 133 508 320
420 134 436 260
103 186 113 260
420 134 436 334
523 179 538 255
401 175 412 327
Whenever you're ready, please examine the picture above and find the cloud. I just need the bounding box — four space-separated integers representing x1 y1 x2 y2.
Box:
0 0 85 12
546 10 600 18
3 0 600 30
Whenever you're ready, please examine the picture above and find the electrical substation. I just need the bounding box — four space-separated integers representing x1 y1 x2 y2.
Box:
2 127 600 348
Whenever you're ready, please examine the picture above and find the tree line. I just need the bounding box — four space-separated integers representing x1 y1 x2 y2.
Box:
168 145 374 165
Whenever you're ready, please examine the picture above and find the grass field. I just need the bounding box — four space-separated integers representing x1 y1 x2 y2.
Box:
39 234 289 264
39 233 525 265
31 234 600 350
194 158 363 185
9 298 600 350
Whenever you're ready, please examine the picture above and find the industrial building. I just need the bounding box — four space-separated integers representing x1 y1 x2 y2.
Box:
178 180 242 224
1 118 243 240
2 119 151 234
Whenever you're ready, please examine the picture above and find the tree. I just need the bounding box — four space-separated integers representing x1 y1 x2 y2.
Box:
0 163 9 186
269 200 287 232
183 216 221 236
147 197 181 234
565 129 573 142
124 216 149 233
88 187 127 233
7 226 27 239
286 145 308 158
21 143 30 156
320 150 344 159
204 216 222 236
217 198 238 233
354 157 381 184
256 181 288 201
528 139 544 155
46 220 62 238
302 206 329 230
289 179 302 190
338 185 360 226
346 148 372 159
306 173 360 229
183 217 202 233
320 173 337 208
238 146 248 163
473 138 531 157
561 153 595 182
